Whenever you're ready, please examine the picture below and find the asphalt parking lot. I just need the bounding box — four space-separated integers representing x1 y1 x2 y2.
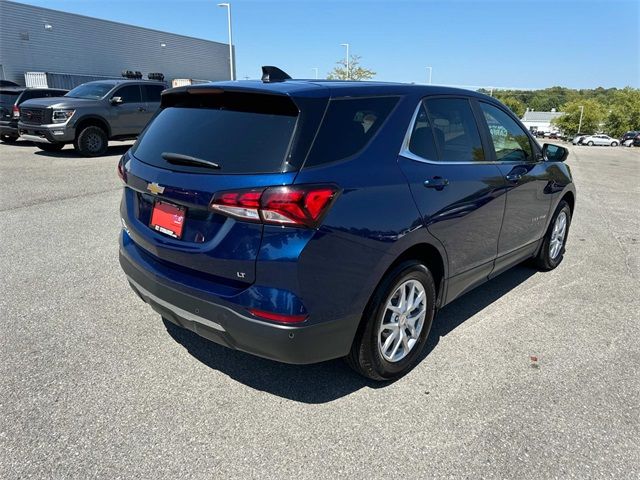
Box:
1 140 639 479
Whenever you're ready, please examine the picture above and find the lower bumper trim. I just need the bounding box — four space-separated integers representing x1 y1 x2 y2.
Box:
19 133 54 144
127 277 225 332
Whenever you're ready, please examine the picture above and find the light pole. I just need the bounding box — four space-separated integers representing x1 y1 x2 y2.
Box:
312 67 319 79
578 105 584 133
218 3 234 80
426 66 432 85
340 43 350 80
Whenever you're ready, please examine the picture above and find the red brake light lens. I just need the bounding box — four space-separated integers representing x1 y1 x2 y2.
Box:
12 105 19 118
248 308 308 324
210 185 339 228
117 158 126 182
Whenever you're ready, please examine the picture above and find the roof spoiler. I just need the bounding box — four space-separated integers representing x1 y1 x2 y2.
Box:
261 66 292 83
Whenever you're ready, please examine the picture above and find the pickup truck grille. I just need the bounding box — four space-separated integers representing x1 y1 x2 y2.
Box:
20 108 48 125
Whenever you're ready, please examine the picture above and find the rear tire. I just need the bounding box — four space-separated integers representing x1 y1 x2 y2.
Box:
0 134 18 143
74 126 108 157
346 261 436 381
36 143 65 152
533 200 571 271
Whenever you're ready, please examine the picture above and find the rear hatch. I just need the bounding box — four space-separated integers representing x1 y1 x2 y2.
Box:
0 89 21 122
121 85 328 286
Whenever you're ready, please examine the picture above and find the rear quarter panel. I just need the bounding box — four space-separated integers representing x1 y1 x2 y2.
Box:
275 95 447 326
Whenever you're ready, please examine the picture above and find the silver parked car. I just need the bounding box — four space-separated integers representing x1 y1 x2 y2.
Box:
581 134 619 146
572 134 589 145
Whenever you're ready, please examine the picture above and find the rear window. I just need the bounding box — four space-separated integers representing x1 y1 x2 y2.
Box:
142 85 164 103
0 92 20 106
132 98 298 174
304 96 399 167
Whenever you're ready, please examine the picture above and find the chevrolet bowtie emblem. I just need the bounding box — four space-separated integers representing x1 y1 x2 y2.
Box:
147 182 165 195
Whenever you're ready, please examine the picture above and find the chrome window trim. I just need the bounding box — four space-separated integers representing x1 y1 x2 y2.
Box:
398 99 533 166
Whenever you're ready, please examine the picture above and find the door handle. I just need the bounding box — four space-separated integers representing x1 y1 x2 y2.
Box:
138 106 146 112
423 177 449 190
505 173 522 182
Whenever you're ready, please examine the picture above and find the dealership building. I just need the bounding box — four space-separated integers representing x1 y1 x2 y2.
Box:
0 0 232 88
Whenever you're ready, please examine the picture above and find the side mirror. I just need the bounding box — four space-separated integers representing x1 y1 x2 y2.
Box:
110 96 123 105
542 143 568 162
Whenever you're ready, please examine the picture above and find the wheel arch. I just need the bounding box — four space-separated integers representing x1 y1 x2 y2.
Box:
561 190 575 214
368 241 447 314
73 115 111 139
348 241 448 354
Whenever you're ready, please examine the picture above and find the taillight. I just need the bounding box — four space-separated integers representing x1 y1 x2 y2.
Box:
117 157 126 182
210 184 339 228
248 308 308 324
12 105 19 118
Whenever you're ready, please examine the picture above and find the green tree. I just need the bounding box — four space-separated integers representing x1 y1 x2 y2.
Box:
552 99 606 135
327 55 375 81
604 88 640 137
499 96 526 118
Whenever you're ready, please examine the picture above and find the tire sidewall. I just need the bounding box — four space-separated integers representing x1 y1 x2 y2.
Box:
76 126 107 157
362 262 436 379
541 201 572 269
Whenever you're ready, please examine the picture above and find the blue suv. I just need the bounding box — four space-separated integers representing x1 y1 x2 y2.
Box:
118 68 575 380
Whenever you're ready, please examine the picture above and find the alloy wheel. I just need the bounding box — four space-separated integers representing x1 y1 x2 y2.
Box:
86 133 103 153
378 279 427 363
549 211 567 260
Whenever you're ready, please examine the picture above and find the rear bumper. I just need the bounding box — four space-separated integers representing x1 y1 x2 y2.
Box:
119 236 356 365
18 122 75 144
0 122 18 137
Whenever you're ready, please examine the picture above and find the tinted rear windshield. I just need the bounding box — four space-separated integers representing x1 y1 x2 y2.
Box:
132 92 298 174
0 92 20 106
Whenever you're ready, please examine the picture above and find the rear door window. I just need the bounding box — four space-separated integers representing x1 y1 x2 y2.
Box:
142 85 164 103
424 98 485 162
132 94 298 174
304 96 398 167
114 85 142 103
408 102 439 160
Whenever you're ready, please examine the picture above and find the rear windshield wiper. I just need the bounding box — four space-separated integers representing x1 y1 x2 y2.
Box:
161 152 221 170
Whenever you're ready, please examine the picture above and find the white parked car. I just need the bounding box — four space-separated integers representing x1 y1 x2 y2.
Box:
581 134 619 146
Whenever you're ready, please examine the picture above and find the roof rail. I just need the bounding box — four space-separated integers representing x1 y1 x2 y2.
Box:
261 66 292 83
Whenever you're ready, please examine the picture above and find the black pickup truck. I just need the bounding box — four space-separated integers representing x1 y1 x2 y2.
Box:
1 86 68 143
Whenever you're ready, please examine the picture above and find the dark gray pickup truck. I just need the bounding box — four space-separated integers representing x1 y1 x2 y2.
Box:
18 79 165 156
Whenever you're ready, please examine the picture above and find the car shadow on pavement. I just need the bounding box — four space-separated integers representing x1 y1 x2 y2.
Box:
32 144 131 158
164 264 538 404
0 140 36 147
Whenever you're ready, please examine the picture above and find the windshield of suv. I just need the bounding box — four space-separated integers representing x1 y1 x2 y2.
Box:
65 82 115 99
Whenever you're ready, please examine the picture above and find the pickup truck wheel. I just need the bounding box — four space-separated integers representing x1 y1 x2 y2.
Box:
36 143 64 152
346 260 436 381
533 200 571 271
1 134 19 143
74 126 108 157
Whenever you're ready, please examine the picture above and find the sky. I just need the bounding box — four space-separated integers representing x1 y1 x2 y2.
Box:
12 0 640 89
